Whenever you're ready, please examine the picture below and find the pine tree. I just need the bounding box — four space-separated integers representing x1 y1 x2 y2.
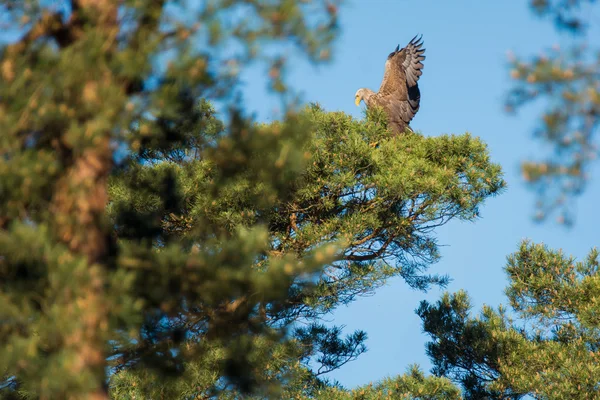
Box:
297 365 462 400
0 1 505 399
105 104 503 398
0 1 338 398
418 242 600 399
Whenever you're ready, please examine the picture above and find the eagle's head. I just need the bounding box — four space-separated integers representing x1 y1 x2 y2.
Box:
354 89 365 106
355 88 375 107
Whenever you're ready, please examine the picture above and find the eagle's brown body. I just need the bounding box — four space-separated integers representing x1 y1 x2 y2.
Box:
355 35 425 134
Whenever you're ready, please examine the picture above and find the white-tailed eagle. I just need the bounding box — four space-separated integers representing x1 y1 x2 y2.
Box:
355 35 425 134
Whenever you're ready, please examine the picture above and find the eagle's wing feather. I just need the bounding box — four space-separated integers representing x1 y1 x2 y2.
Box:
377 59 401 97
374 95 418 134
379 35 425 95
375 35 425 130
401 35 426 87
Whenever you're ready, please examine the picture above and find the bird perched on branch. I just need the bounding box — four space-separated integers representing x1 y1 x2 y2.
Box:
355 35 425 135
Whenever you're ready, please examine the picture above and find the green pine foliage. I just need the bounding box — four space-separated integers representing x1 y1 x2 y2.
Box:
106 103 504 398
419 242 600 399
301 365 461 400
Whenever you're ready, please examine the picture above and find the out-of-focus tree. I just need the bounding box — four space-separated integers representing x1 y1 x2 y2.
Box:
507 0 600 225
0 0 340 398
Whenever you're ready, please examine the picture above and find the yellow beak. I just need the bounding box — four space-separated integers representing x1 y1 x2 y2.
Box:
355 97 361 106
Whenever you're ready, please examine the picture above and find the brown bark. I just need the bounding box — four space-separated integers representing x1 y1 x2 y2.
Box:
50 101 112 400
46 2 118 398
52 137 111 262
49 125 112 400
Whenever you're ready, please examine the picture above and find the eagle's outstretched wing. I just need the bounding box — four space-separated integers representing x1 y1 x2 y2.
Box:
376 35 425 127
379 35 426 95
401 35 426 87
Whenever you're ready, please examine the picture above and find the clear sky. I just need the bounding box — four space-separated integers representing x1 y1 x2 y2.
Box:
238 0 600 388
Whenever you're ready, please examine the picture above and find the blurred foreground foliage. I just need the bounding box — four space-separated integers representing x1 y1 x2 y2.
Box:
507 0 600 225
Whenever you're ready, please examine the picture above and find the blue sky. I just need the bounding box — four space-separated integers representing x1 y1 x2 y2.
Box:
238 0 600 388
